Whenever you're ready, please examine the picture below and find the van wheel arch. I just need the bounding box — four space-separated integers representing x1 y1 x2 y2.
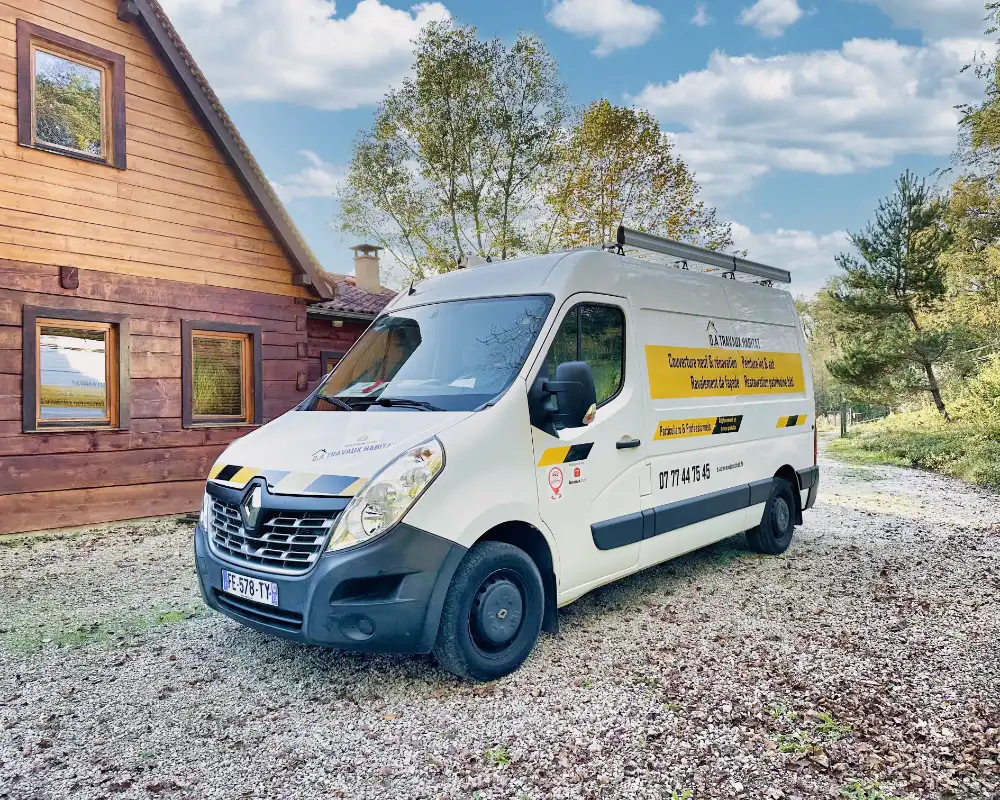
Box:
477 522 559 634
774 464 803 525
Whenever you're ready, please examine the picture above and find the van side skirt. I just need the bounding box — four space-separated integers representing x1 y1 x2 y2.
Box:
592 479 775 551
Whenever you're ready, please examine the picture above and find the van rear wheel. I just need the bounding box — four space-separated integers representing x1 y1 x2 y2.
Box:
433 541 544 682
746 477 796 555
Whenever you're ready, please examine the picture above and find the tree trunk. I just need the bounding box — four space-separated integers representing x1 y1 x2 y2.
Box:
921 359 950 420
903 306 950 420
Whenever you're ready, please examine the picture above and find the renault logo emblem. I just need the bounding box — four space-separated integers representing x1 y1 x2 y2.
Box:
241 485 263 530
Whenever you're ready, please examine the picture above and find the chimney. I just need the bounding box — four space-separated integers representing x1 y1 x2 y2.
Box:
350 244 383 293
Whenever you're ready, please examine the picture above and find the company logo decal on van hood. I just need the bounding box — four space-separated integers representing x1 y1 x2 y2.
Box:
207 409 472 496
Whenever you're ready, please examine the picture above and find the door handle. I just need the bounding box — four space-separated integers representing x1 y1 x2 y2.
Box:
616 437 642 449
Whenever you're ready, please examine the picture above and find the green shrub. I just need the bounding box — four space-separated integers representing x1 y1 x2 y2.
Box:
832 357 1000 489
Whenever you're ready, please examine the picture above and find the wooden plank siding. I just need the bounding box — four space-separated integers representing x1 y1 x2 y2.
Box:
0 0 312 299
0 261 312 534
305 317 369 387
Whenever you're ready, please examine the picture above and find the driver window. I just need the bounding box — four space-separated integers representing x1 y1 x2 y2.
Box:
541 304 625 406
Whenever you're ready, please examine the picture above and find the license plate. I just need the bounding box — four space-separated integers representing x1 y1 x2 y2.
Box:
221 570 279 607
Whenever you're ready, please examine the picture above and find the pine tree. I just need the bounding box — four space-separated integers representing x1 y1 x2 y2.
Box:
827 171 954 418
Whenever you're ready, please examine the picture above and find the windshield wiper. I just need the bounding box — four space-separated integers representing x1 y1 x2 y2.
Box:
316 394 354 411
374 397 445 412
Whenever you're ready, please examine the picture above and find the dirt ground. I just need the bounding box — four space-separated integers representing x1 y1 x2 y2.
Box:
0 437 998 799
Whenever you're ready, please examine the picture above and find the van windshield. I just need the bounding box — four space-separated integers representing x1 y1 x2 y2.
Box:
303 295 554 413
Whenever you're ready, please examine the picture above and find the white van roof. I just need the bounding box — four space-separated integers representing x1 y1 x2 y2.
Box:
385 248 799 328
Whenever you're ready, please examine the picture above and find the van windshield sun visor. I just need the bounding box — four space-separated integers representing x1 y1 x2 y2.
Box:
615 226 792 285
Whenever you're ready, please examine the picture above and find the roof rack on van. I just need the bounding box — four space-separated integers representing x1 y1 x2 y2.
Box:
612 226 792 285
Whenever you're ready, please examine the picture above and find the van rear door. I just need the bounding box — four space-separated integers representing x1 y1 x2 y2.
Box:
529 295 647 596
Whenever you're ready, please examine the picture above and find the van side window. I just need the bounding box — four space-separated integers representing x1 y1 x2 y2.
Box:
542 304 625 406
580 305 624 404
549 308 578 368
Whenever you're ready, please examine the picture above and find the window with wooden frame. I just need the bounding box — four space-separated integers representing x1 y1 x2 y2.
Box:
321 350 346 375
22 307 130 432
16 20 126 168
182 322 262 427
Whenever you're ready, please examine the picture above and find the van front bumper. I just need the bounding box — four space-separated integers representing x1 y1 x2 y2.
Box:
194 521 467 654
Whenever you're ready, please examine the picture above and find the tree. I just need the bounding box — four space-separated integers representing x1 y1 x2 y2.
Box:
796 295 848 416
943 4 1000 348
338 21 567 278
826 171 955 418
956 2 1000 175
542 100 732 252
939 176 1000 345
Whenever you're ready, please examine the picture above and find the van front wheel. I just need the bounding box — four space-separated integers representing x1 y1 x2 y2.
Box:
433 541 544 682
746 478 796 555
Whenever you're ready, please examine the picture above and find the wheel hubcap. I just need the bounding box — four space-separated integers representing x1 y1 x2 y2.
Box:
774 496 791 532
471 572 524 650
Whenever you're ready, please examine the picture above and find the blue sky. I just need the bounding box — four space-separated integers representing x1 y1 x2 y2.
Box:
160 0 992 295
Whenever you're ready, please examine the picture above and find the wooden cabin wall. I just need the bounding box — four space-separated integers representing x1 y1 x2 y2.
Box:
305 316 368 389
0 0 312 299
0 260 310 534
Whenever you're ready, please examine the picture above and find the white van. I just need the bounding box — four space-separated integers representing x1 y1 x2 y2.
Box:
194 228 819 681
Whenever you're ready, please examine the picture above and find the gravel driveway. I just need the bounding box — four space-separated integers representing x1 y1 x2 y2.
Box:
1 438 998 800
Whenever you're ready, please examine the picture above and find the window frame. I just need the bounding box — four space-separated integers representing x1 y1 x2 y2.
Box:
22 306 131 433
16 20 127 169
181 321 262 428
545 302 627 408
320 350 347 376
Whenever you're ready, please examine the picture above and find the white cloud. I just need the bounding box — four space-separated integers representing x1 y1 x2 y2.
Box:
731 223 850 296
739 0 804 38
271 151 345 203
691 3 711 27
547 0 663 56
158 0 450 110
637 37 989 197
855 0 986 40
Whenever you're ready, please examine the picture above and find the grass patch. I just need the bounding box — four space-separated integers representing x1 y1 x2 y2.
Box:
1 604 209 653
830 409 1000 489
814 712 851 739
484 746 511 766
827 437 908 468
827 357 1000 490
840 780 902 800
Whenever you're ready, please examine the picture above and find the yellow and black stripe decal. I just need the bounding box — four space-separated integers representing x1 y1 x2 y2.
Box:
536 442 594 467
776 415 808 428
208 463 367 496
653 415 743 441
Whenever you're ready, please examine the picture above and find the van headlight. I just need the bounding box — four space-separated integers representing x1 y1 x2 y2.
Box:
326 437 445 552
199 490 213 531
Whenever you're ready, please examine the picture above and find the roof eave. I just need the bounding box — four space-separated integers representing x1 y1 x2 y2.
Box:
120 0 335 300
306 306 379 322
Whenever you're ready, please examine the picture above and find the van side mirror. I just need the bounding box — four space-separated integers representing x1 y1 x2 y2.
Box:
540 361 597 430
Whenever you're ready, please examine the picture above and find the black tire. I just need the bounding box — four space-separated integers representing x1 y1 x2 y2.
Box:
433 541 544 682
746 477 796 555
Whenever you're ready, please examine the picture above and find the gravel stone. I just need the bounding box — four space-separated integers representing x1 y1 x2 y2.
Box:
0 438 998 799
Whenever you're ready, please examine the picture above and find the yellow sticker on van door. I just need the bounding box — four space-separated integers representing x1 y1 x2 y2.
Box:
646 345 805 399
653 415 743 440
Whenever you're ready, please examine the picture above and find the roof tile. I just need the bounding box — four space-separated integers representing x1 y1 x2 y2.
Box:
311 279 397 317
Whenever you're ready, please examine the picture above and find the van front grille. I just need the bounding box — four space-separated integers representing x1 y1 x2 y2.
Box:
207 498 336 575
213 590 304 632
